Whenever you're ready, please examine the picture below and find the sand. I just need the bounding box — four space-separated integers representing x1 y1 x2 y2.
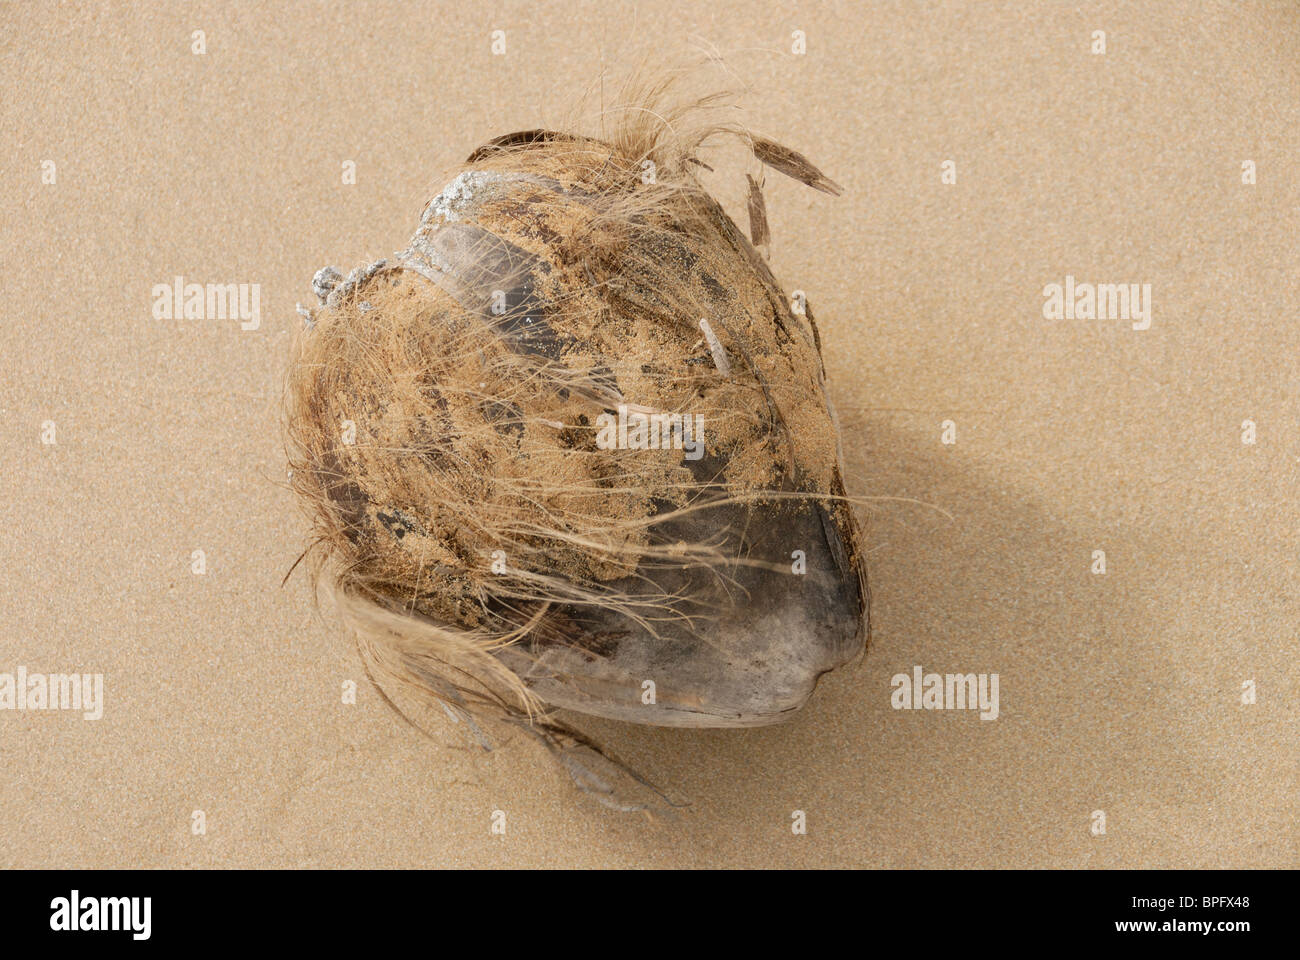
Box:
1 0 1296 867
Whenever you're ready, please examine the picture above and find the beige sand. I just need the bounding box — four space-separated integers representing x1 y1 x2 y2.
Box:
0 0 1295 867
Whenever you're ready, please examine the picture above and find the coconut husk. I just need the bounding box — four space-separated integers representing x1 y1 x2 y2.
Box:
284 77 868 811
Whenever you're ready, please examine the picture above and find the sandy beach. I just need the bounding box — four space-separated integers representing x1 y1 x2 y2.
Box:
1 0 1296 868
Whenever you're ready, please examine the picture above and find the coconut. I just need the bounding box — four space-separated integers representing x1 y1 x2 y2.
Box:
284 80 868 811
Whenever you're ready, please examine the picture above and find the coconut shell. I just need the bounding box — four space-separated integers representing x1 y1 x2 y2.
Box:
287 114 867 803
